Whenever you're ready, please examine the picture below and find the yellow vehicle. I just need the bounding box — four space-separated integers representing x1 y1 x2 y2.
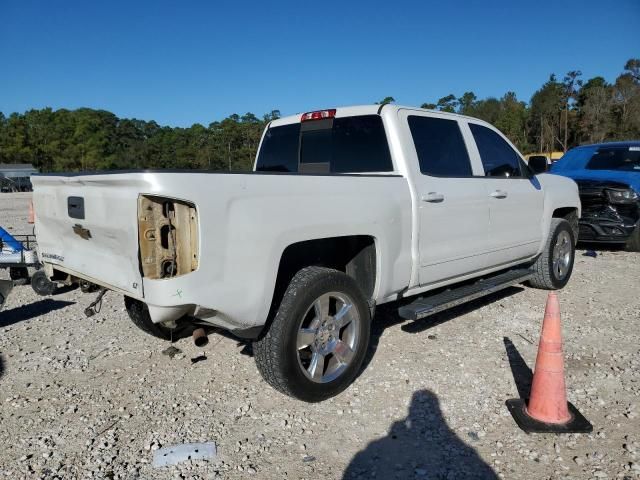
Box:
524 152 564 165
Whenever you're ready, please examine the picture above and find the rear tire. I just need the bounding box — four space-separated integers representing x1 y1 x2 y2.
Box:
528 218 575 290
253 266 371 402
625 225 640 252
124 297 174 340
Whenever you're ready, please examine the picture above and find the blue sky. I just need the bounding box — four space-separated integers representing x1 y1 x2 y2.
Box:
1 0 638 127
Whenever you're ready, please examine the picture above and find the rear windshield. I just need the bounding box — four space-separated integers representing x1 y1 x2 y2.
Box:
586 147 640 172
256 115 393 173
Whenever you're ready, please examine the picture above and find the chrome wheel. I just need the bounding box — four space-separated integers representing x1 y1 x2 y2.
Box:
296 292 361 384
552 230 572 280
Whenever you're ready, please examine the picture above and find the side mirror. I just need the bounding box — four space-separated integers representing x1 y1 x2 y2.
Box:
528 156 548 174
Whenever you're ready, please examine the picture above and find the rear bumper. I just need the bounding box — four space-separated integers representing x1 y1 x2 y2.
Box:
44 261 255 332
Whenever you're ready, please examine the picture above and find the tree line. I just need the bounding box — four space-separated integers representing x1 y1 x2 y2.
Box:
409 58 640 153
0 59 638 173
0 108 280 172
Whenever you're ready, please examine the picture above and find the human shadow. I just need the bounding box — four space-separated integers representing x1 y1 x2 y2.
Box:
503 337 533 400
0 299 75 328
343 389 498 479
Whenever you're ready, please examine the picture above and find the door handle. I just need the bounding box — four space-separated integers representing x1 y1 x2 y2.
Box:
422 192 445 203
490 190 508 199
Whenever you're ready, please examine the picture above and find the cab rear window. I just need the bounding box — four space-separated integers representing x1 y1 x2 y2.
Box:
256 115 393 173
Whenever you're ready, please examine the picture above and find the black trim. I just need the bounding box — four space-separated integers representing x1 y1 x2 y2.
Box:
377 103 389 115
231 325 264 339
506 398 592 434
34 169 403 178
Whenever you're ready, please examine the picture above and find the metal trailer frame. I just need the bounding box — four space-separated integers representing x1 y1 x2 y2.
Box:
0 233 40 269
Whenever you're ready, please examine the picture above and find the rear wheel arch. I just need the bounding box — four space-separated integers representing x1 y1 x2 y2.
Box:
262 236 377 333
277 235 377 295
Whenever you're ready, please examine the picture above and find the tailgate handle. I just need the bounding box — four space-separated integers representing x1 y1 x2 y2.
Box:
68 196 85 219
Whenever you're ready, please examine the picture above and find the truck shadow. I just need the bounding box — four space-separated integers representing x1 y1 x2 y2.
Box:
216 286 526 363
577 242 626 253
362 286 524 373
0 299 75 328
342 389 498 479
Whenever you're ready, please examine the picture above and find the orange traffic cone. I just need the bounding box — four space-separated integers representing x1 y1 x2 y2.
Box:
506 292 592 433
28 200 35 224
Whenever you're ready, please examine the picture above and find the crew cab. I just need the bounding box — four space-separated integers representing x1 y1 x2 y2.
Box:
32 105 581 401
551 141 640 251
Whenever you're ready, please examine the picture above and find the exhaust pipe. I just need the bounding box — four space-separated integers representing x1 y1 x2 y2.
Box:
192 327 208 347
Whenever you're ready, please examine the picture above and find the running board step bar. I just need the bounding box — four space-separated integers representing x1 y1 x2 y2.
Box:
398 268 534 321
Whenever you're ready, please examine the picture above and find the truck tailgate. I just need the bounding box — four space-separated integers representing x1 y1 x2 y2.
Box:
32 174 147 297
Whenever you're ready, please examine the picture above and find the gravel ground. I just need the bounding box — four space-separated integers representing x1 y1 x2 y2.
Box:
1 192 639 480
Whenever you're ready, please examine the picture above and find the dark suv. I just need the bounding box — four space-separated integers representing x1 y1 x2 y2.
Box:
551 141 640 251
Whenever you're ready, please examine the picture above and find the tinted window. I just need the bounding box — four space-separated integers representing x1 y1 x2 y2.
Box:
408 116 472 176
470 123 523 177
257 115 393 173
330 115 393 173
255 123 300 172
586 147 640 171
299 127 332 172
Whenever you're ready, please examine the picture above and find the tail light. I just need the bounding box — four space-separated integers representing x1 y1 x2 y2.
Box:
301 109 336 122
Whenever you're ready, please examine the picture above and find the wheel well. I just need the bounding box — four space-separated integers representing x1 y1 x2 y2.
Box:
268 235 374 312
553 207 579 241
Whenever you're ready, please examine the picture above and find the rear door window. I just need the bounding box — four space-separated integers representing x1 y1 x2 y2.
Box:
408 116 472 176
330 115 393 173
470 123 524 177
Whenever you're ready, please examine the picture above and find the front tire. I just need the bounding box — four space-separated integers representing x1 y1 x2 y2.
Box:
124 297 174 340
528 218 575 290
253 267 371 402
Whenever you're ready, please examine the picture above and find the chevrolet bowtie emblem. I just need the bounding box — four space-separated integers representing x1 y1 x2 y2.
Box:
72 224 92 240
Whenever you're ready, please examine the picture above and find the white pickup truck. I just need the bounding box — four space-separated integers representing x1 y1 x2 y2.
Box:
32 105 580 401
